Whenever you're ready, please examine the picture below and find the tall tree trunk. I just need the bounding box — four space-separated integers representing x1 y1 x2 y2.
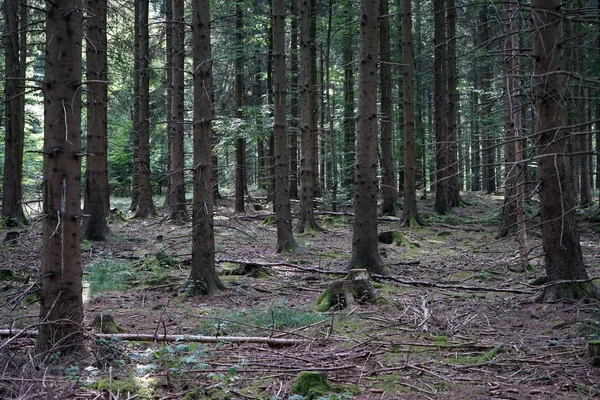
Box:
400 0 424 227
325 0 338 211
470 66 481 191
134 0 155 218
235 0 246 213
289 0 300 199
531 0 598 301
272 0 297 252
131 0 141 212
188 0 225 296
266 14 276 205
168 0 188 222
479 6 495 195
36 0 85 356
310 0 320 199
2 0 27 227
348 0 384 275
499 0 528 270
296 0 320 232
83 0 111 241
342 8 356 192
434 0 449 214
379 0 396 216
165 0 173 208
446 0 461 206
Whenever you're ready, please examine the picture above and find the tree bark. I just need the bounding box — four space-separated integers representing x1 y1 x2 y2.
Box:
168 0 188 222
36 0 85 357
2 0 27 227
348 0 384 275
289 0 300 199
379 0 396 216
531 0 598 301
82 0 111 241
499 0 528 269
188 0 226 296
446 0 461 207
133 0 155 218
296 0 320 233
400 0 424 227
235 0 246 214
272 0 297 252
434 0 449 214
342 6 356 192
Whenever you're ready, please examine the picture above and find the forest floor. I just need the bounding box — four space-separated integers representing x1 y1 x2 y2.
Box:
1 192 599 399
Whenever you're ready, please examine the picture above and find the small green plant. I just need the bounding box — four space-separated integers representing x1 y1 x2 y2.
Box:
86 260 134 294
65 365 80 381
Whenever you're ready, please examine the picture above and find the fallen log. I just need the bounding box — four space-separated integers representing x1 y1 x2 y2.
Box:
0 330 305 347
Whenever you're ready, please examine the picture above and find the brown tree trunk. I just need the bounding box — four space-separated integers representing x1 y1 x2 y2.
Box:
168 0 188 222
325 0 338 211
310 0 320 199
289 0 300 199
434 0 449 214
296 0 320 233
235 0 246 213
188 0 226 296
499 0 528 269
379 0 396 216
36 0 85 357
348 0 384 275
479 6 495 195
400 0 424 227
2 0 27 227
342 7 356 192
83 0 111 241
133 0 155 218
165 0 173 208
446 0 461 207
130 0 141 212
532 0 598 301
272 0 297 252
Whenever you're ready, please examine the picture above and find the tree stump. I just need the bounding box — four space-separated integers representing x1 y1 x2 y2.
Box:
589 341 600 367
3 231 20 245
92 314 125 334
316 269 377 311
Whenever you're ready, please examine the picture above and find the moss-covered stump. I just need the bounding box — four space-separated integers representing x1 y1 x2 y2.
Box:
92 314 125 334
3 231 20 245
230 263 272 278
290 371 360 398
378 231 420 247
590 340 600 362
537 281 600 302
316 269 377 312
0 269 15 281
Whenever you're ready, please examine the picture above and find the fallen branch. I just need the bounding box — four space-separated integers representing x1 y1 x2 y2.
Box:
0 330 305 347
217 258 347 275
371 274 535 294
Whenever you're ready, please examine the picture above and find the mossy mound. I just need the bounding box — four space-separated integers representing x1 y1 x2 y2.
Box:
378 231 420 247
291 371 360 398
91 377 154 399
262 215 277 225
0 269 15 281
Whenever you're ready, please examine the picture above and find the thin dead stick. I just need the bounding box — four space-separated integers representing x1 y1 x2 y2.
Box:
371 274 535 294
0 330 305 346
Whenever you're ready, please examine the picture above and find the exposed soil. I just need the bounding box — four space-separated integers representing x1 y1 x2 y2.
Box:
1 193 599 399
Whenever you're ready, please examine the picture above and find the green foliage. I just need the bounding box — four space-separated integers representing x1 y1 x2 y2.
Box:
86 260 135 294
195 304 324 336
290 371 360 399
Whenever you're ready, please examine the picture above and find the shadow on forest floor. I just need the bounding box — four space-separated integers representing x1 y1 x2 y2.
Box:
1 192 599 399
